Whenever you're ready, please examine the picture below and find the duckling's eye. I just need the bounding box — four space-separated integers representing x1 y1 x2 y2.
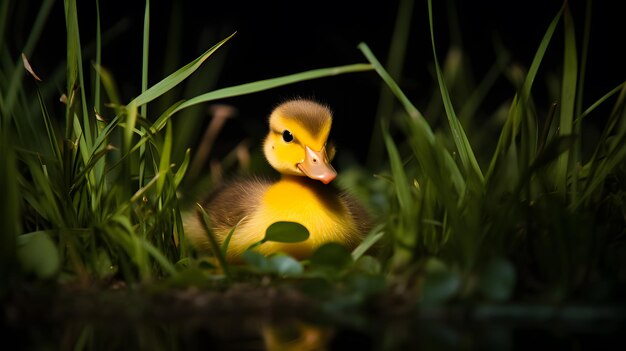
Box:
282 130 294 143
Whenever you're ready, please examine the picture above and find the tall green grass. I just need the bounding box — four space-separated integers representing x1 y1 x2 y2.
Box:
361 0 626 302
3 0 625 310
1 0 373 288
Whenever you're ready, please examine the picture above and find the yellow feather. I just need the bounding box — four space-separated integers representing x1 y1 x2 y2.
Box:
223 176 358 260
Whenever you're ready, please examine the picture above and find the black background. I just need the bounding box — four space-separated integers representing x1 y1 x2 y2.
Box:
10 0 625 166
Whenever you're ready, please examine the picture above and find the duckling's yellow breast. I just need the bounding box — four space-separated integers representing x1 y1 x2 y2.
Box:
228 177 357 259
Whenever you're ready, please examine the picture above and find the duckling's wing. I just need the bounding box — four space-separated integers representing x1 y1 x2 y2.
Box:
183 178 271 253
204 178 271 233
340 192 374 245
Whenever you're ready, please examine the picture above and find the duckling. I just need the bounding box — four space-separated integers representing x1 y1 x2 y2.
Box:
184 99 371 261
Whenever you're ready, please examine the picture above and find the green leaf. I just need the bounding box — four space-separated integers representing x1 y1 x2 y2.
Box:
420 270 461 305
242 250 270 271
264 221 309 243
269 254 304 277
17 231 60 279
346 272 386 296
479 258 516 302
310 242 353 270
196 257 217 270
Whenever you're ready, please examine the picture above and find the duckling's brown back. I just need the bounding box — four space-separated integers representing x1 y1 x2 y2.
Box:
183 177 271 253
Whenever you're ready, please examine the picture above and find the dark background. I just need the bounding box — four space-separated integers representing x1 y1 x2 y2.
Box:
10 0 625 167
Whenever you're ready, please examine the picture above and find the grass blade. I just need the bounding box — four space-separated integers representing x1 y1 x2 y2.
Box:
124 102 138 153
367 0 415 168
358 41 466 198
352 229 385 261
65 0 93 148
170 64 373 116
383 127 411 210
140 238 177 276
93 63 122 107
196 204 230 279
174 148 191 188
555 4 578 194
575 85 626 208
156 122 172 194
94 0 102 114
358 43 425 122
130 32 236 107
141 0 150 118
149 63 373 133
35 88 62 163
220 216 247 259
576 82 626 123
486 4 564 180
427 0 483 184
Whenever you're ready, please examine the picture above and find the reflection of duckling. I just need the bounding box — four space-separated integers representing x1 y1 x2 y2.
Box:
262 320 333 351
184 99 371 260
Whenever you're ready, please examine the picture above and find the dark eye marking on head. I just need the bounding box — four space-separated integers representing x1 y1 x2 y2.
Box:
282 130 294 142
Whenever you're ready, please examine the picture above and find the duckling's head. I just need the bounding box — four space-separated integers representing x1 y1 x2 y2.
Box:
263 99 337 184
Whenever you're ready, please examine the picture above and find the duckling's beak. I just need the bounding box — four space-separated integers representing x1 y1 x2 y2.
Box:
297 145 337 184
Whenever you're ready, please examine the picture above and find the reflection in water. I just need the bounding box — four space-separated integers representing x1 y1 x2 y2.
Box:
262 321 333 350
7 290 626 351
10 313 626 350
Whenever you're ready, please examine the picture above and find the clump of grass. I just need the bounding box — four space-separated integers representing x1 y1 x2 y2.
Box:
361 0 626 304
1 0 373 291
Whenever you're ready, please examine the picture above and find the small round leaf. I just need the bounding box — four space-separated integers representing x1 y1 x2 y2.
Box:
243 250 270 271
264 221 309 243
269 254 304 276
16 231 60 279
310 242 353 270
421 270 461 305
479 258 516 302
